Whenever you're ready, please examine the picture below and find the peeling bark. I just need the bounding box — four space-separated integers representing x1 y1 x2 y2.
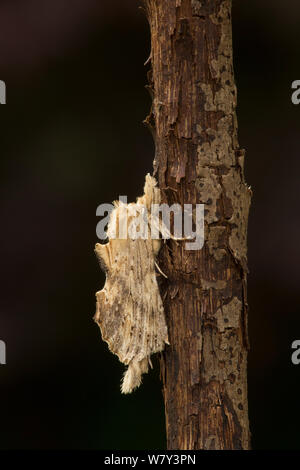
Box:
144 0 251 450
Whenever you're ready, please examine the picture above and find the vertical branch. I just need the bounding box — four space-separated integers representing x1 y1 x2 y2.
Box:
144 0 251 450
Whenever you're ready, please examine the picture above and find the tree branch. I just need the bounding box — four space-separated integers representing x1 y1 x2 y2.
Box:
144 0 251 450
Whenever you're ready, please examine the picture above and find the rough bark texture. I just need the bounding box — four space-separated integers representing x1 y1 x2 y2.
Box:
144 0 251 450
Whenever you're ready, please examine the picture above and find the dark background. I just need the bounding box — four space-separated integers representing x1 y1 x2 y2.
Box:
0 0 299 449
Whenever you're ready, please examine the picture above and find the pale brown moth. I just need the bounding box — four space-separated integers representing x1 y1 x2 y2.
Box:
94 174 169 394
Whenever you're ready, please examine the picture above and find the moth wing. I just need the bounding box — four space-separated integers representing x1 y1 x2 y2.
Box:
95 238 168 366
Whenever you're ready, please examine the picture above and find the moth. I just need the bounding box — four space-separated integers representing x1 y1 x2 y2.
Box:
94 174 169 394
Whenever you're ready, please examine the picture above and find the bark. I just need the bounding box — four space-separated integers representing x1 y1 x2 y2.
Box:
143 0 252 450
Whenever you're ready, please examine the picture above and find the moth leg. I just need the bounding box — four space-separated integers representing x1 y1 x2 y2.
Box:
155 261 168 279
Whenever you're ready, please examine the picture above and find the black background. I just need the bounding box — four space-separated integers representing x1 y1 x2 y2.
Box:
0 0 299 449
